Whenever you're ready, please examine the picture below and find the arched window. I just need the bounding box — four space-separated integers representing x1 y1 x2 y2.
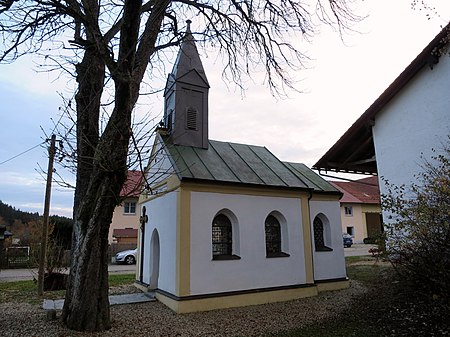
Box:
265 215 281 255
265 214 290 258
313 215 332 252
212 214 233 259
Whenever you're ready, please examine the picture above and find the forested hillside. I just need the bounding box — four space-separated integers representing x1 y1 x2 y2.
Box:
0 200 40 226
0 200 73 248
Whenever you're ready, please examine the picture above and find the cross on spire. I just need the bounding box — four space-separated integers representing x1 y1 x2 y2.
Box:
186 19 192 32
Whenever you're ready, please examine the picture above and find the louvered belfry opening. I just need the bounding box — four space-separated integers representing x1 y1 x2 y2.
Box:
186 106 198 130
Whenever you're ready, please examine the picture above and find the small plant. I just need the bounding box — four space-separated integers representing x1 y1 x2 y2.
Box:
368 247 382 257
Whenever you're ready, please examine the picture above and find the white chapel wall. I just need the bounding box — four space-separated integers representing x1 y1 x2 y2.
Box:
309 199 346 281
146 137 176 188
141 190 178 294
373 54 450 198
189 191 306 295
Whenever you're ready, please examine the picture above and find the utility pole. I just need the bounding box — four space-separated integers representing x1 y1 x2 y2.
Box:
38 134 56 296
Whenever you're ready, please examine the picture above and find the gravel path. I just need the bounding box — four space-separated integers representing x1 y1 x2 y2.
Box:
0 281 366 337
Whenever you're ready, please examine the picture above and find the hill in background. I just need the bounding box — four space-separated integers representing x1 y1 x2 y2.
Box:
0 200 72 248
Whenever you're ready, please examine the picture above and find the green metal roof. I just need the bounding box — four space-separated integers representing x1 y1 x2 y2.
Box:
283 162 339 193
163 136 339 193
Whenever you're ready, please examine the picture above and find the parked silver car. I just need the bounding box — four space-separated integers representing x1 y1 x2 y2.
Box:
115 248 137 265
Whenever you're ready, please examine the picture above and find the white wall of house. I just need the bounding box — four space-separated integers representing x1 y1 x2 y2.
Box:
373 55 450 198
189 191 307 295
141 190 178 294
309 199 346 281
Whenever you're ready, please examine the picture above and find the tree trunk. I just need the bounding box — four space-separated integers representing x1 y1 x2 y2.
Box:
61 173 123 331
62 83 132 330
62 11 137 330
61 47 113 330
62 81 133 329
61 0 164 330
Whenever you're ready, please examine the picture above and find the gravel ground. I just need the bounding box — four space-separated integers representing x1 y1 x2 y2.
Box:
0 281 366 337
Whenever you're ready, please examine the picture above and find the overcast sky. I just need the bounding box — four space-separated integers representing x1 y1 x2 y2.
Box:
0 0 449 218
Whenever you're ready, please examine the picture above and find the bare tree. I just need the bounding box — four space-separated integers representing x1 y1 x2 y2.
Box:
0 0 360 331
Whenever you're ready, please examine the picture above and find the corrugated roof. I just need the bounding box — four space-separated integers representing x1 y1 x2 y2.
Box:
162 136 339 193
330 176 380 204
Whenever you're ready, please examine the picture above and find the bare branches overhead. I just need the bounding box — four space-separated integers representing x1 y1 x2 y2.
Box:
0 0 362 94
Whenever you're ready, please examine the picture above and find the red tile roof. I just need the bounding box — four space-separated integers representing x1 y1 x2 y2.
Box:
112 228 138 238
120 170 144 197
330 176 380 204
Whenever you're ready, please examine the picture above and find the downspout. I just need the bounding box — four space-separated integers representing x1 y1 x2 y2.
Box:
307 189 315 283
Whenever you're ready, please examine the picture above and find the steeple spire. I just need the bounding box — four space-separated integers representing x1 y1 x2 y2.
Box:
171 20 209 86
163 20 210 149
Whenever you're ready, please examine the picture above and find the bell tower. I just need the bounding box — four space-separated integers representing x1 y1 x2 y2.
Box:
163 20 209 149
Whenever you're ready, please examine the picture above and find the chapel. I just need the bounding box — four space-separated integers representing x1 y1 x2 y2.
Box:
136 22 348 313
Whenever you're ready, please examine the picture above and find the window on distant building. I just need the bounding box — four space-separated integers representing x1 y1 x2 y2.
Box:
344 206 353 216
313 214 332 252
346 226 355 236
212 213 240 260
124 202 136 215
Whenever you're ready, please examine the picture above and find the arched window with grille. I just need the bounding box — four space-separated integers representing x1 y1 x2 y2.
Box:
212 213 240 260
265 214 290 258
313 215 333 252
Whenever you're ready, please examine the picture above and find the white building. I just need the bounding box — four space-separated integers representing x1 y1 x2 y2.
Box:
314 24 450 203
137 23 348 313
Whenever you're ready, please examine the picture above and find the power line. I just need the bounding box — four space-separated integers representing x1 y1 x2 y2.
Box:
0 141 46 166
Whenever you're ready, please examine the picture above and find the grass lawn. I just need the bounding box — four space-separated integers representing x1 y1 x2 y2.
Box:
0 273 136 305
269 256 449 337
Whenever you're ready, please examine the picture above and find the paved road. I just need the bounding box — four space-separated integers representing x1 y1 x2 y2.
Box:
344 243 376 257
1 245 373 282
0 264 136 282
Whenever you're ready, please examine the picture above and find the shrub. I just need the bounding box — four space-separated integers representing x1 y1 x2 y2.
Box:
381 142 450 305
